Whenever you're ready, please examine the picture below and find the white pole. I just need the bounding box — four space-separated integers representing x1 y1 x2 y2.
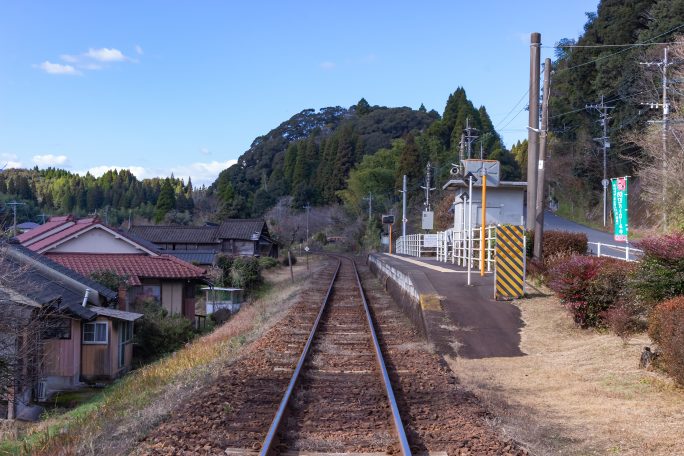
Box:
597 242 601 258
467 175 474 286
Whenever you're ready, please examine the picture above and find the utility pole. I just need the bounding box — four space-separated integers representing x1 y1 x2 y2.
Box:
533 58 551 261
420 162 436 211
7 201 25 237
459 133 465 164
526 32 541 230
464 118 479 160
401 175 407 238
586 95 614 228
38 213 48 224
363 192 373 220
303 203 311 243
641 47 672 230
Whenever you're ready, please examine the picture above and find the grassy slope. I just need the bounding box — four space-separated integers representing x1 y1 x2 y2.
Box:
0 259 320 456
449 283 684 456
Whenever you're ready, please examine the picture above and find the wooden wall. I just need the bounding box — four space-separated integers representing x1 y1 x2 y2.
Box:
43 319 81 380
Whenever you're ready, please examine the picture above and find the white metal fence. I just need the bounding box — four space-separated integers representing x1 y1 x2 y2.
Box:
587 241 643 262
395 225 497 271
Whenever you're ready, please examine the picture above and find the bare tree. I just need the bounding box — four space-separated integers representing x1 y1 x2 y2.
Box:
625 38 684 230
0 246 62 419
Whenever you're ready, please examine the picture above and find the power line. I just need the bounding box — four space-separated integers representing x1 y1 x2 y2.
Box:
556 23 684 74
494 89 529 130
546 42 676 49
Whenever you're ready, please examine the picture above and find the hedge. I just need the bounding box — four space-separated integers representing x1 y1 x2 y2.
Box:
648 297 684 385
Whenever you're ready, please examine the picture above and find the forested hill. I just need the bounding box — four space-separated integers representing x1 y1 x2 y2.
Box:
213 91 521 218
547 0 684 225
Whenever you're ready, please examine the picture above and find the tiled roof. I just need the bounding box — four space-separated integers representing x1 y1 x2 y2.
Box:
129 225 219 244
46 253 206 286
15 215 75 244
217 219 268 241
5 241 117 302
27 218 98 252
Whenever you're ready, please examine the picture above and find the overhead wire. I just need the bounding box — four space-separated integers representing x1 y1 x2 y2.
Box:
554 23 684 73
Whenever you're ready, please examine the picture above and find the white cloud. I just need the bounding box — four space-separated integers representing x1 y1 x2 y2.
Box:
35 61 81 75
86 48 127 62
60 54 79 63
1 153 22 169
81 165 149 179
171 160 238 186
320 61 336 70
32 154 69 167
74 159 236 186
135 44 144 55
199 147 210 156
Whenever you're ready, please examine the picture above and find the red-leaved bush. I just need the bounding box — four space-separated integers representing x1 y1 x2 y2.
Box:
636 233 684 263
548 255 635 328
648 297 684 385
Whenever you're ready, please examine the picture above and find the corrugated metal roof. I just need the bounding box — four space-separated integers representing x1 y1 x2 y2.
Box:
90 306 143 321
165 250 217 265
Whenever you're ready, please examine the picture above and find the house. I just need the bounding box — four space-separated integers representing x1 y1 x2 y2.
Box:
0 242 142 420
15 216 206 319
129 219 279 261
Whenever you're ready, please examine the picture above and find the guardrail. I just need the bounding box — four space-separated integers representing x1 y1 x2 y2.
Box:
587 241 643 262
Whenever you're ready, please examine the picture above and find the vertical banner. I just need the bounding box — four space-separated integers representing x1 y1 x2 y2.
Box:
611 176 628 242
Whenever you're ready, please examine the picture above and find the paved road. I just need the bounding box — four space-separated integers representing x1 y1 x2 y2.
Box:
543 211 641 260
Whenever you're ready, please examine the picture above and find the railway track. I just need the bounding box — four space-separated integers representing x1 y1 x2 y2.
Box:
259 255 411 455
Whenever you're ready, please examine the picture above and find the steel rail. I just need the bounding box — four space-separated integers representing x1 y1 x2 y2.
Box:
351 257 412 456
259 259 341 456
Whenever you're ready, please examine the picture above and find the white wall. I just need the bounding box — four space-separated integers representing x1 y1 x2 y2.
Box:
50 228 143 254
453 186 525 229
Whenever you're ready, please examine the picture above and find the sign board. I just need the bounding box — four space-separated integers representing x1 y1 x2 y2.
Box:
421 210 434 230
611 176 628 242
462 159 500 187
382 214 395 224
381 235 389 245
423 234 439 248
304 246 310 252
495 225 525 300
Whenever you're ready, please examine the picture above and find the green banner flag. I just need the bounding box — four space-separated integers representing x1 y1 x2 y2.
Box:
611 176 628 242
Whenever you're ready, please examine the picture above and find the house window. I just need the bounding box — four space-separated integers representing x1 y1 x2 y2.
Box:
120 321 133 343
83 322 108 344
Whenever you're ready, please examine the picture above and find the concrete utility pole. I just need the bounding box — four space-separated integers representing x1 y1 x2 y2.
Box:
526 32 541 230
641 47 672 230
303 203 311 243
7 201 25 237
586 95 614 227
459 133 465 164
401 175 407 238
420 162 436 210
533 58 551 261
363 192 373 220
464 118 479 160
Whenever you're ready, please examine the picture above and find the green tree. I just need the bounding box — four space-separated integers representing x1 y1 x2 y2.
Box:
154 179 176 223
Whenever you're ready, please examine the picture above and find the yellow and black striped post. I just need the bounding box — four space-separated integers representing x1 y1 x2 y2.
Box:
494 225 525 300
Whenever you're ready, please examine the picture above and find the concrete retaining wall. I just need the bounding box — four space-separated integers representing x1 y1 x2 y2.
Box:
367 254 444 342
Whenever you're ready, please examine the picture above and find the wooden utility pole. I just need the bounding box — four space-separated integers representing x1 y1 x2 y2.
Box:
526 32 541 230
533 58 551 261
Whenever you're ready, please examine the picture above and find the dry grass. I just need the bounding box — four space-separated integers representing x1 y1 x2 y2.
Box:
0 258 325 456
447 283 684 456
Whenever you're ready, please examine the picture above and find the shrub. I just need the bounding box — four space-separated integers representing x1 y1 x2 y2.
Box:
526 230 588 259
648 297 684 385
89 270 127 292
633 233 684 306
215 254 234 287
230 256 262 290
258 256 279 270
548 255 635 328
133 300 195 363
281 252 297 266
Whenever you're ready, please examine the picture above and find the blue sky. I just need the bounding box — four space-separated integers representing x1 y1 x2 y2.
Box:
0 0 599 186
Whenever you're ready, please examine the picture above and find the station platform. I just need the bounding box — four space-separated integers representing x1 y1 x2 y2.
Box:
368 253 524 359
